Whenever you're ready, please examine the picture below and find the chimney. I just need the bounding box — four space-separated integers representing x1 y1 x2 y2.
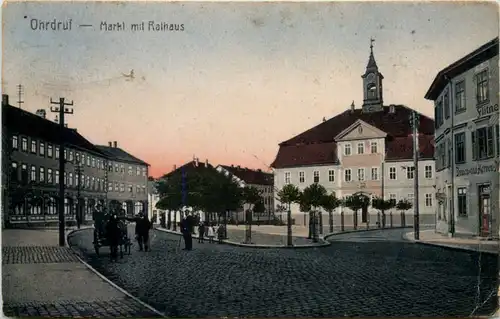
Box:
2 94 8 106
205 159 209 167
195 157 199 167
113 141 117 148
35 109 46 119
350 101 355 112
173 164 177 171
108 141 112 147
389 104 396 114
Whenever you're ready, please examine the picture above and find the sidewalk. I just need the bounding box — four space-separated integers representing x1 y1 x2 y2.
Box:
403 229 499 255
2 228 163 317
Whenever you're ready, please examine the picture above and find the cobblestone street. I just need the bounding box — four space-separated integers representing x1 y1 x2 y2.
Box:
68 227 498 317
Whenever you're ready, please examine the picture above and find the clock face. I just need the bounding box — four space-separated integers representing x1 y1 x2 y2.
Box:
367 73 375 82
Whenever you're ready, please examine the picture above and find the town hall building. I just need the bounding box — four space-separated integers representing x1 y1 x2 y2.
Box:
271 41 437 227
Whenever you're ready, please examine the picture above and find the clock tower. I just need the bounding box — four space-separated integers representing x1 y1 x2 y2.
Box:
362 38 384 112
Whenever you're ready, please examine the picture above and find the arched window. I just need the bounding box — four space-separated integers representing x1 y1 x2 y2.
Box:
367 83 377 99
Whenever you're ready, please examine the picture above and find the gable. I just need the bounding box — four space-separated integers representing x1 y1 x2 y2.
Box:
334 119 387 142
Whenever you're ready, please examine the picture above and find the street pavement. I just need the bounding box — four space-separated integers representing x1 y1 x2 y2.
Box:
2 228 162 318
68 226 498 317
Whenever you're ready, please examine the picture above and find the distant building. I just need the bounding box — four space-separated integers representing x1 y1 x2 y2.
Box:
147 176 162 222
216 164 274 222
271 42 436 227
2 94 149 227
425 37 499 238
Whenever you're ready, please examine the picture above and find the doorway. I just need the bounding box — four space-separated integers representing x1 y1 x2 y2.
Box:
478 184 491 237
361 206 368 223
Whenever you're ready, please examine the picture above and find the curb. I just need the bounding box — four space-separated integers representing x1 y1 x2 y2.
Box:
403 231 499 256
154 227 331 249
66 228 166 317
323 226 412 241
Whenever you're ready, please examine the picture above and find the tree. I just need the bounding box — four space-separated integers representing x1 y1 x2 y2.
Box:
321 192 341 233
242 186 261 243
396 199 413 227
344 194 371 230
276 184 301 246
371 197 396 228
300 183 327 242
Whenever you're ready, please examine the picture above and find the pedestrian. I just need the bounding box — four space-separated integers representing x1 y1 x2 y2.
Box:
106 214 121 261
180 217 193 250
198 222 205 243
207 223 215 243
217 224 225 244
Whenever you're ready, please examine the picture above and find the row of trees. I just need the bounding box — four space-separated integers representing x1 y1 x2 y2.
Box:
155 167 265 241
277 184 413 244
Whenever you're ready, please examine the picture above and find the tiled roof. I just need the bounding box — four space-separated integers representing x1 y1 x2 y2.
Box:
3 103 107 156
95 145 149 166
425 37 499 100
219 165 273 186
385 135 435 161
271 105 435 169
161 160 215 179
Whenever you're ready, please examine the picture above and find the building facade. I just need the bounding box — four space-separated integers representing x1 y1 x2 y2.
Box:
425 37 499 238
271 43 436 227
2 95 150 227
216 164 274 222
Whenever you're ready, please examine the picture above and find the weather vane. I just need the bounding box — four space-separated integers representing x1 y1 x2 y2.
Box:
370 37 375 53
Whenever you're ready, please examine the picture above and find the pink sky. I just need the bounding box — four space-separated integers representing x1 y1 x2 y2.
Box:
2 1 498 177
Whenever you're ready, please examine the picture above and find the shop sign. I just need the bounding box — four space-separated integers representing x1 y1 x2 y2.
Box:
477 104 499 118
456 162 499 177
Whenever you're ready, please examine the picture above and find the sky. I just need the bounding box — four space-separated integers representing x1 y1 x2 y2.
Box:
2 1 498 177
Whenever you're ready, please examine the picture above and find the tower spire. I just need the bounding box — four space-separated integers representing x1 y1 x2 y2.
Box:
366 37 378 70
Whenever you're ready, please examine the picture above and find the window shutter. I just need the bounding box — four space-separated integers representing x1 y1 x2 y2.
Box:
472 131 477 160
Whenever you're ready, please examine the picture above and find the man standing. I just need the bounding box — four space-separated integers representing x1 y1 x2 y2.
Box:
126 212 152 251
180 217 193 250
106 214 121 261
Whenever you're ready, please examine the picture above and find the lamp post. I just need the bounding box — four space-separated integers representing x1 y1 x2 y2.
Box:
75 162 84 229
409 110 420 240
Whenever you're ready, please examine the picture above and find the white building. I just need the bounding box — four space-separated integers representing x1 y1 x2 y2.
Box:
425 37 499 238
271 41 436 227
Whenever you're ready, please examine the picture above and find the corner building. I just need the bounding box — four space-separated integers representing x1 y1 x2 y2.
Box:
271 43 436 227
425 37 499 238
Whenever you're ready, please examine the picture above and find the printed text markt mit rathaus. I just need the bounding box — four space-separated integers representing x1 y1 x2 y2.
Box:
100 21 185 32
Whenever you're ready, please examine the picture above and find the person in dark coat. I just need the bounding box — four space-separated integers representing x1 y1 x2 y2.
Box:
180 217 192 250
126 212 152 251
197 222 205 243
106 214 121 261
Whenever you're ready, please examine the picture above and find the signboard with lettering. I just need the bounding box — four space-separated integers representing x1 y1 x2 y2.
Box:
456 162 499 177
477 104 499 119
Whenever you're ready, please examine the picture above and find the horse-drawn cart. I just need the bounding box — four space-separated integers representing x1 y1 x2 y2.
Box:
92 215 133 258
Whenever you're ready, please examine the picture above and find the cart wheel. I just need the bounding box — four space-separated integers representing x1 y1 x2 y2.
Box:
94 244 100 256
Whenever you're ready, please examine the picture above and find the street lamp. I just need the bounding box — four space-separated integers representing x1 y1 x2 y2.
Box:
409 110 420 240
74 161 84 229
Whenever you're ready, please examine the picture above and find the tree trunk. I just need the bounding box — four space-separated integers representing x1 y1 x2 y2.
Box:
308 211 313 239
353 209 358 230
287 205 293 246
223 210 228 239
318 211 323 235
173 210 177 231
329 211 333 233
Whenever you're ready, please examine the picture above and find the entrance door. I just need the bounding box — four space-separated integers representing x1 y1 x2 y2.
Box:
479 185 491 237
361 206 368 223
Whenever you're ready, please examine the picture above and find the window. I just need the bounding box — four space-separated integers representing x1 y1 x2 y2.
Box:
115 164 119 172
55 170 60 184
313 171 320 183
128 166 133 175
457 188 467 217
86 155 91 166
497 124 500 157
475 69 489 104
142 167 147 176
92 157 96 168
47 169 53 184
114 182 119 191
357 142 364 154
136 185 141 193
444 91 450 119
407 193 414 206
406 166 415 179
454 132 466 164
120 183 125 192
108 163 113 172
370 142 377 154
425 194 433 207
447 138 452 168
284 172 291 184
64 172 67 185
389 167 396 180
64 149 67 160
109 182 113 192
39 167 45 183
344 143 351 156
424 165 432 179
30 165 36 181
11 162 18 181
128 185 133 192
12 136 19 150
328 169 335 182
389 194 397 205
47 144 53 158
91 177 95 189
69 151 73 162
367 83 377 99
473 126 495 160
81 154 86 165
435 99 443 128
120 164 124 173
455 81 465 112
55 147 60 159
31 140 37 154
371 167 379 180
21 137 28 151
136 166 140 175
344 169 352 182
75 173 79 187
298 171 305 183
69 173 73 186
86 176 90 188
357 168 365 181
